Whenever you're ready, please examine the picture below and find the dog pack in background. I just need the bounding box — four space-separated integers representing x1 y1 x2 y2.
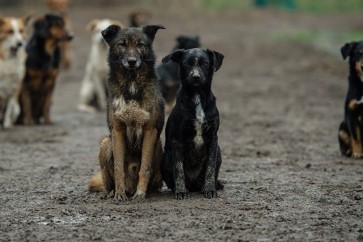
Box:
78 19 123 113
88 24 165 201
17 14 73 125
0 16 29 129
161 48 224 199
338 41 363 159
156 35 200 113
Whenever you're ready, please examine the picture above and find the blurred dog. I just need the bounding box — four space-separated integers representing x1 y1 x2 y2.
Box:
18 14 73 125
129 10 152 27
78 19 123 113
88 24 165 201
156 35 200 113
46 0 73 69
161 48 224 199
0 16 29 129
339 41 363 158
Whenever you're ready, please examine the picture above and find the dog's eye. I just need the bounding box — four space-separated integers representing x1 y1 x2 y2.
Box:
137 43 145 48
118 42 127 47
183 61 191 67
201 61 209 67
7 29 14 34
19 29 24 34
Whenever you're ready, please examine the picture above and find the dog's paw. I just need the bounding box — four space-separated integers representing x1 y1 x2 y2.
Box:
175 192 190 200
203 190 218 199
131 190 146 202
352 153 363 159
114 190 128 202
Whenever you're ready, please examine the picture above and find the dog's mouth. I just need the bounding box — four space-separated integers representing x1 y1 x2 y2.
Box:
10 46 19 57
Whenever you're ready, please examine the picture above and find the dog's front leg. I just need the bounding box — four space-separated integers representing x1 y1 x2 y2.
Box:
132 127 157 201
173 141 189 199
203 135 218 198
20 86 34 125
112 125 128 201
93 74 107 111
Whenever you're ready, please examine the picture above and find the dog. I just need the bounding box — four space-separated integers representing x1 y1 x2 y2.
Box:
17 14 73 125
46 0 73 69
156 35 200 113
129 10 152 27
78 19 123 113
338 41 363 159
161 48 224 199
0 16 29 129
88 24 165 201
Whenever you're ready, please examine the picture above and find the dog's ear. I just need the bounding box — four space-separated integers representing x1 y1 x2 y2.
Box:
23 15 32 26
341 42 357 60
86 19 99 32
207 49 224 72
101 24 121 44
162 49 184 64
142 24 165 42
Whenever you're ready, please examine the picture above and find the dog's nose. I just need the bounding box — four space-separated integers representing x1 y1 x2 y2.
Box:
128 57 137 66
192 74 201 81
67 34 74 41
16 41 23 47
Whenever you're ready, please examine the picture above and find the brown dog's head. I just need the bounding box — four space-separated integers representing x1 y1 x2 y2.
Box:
341 41 363 79
33 14 73 42
0 16 30 59
102 24 164 70
129 11 152 28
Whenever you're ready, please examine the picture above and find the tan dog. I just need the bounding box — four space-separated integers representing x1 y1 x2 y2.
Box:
88 24 165 201
78 19 123 113
0 16 29 129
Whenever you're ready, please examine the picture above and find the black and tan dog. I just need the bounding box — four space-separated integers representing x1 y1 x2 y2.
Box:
88 24 165 201
161 48 224 199
338 41 363 158
17 14 73 125
156 35 200 113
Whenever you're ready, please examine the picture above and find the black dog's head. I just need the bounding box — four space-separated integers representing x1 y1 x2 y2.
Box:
33 14 73 41
162 48 224 88
175 35 200 50
341 41 363 77
102 24 164 70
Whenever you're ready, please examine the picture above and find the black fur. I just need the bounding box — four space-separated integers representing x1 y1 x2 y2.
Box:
161 48 224 199
338 41 363 158
156 36 200 110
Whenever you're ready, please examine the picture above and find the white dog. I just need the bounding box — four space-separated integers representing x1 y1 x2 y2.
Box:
78 19 123 113
0 16 29 128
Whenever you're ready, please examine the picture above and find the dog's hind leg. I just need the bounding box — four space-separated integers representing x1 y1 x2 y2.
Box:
338 121 351 157
98 136 115 193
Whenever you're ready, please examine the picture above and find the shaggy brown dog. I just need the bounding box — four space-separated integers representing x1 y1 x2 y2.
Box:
88 24 165 201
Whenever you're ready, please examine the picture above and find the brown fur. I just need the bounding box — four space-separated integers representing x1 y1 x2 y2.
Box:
129 11 152 27
88 25 165 201
46 0 73 69
18 14 72 125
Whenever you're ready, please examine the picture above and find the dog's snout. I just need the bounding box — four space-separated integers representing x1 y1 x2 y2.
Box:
67 33 74 41
16 41 23 47
192 74 201 81
128 57 137 66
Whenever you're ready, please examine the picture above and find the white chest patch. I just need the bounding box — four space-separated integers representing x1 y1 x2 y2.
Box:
129 82 136 95
112 95 150 125
193 94 205 147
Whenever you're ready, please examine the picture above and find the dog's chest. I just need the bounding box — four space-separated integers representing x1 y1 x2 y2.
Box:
193 94 205 148
112 95 150 125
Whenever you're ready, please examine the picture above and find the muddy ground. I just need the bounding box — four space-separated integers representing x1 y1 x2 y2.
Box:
1 3 363 241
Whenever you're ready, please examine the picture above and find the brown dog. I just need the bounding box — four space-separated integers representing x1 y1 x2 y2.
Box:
18 14 73 125
88 24 165 201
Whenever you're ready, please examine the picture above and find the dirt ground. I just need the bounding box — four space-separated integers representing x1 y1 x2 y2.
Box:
1 3 363 241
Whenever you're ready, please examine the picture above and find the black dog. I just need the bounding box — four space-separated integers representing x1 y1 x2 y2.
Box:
156 36 200 113
161 48 224 199
338 41 363 159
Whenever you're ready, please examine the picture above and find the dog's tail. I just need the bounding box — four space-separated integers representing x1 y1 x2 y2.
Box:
88 172 105 192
